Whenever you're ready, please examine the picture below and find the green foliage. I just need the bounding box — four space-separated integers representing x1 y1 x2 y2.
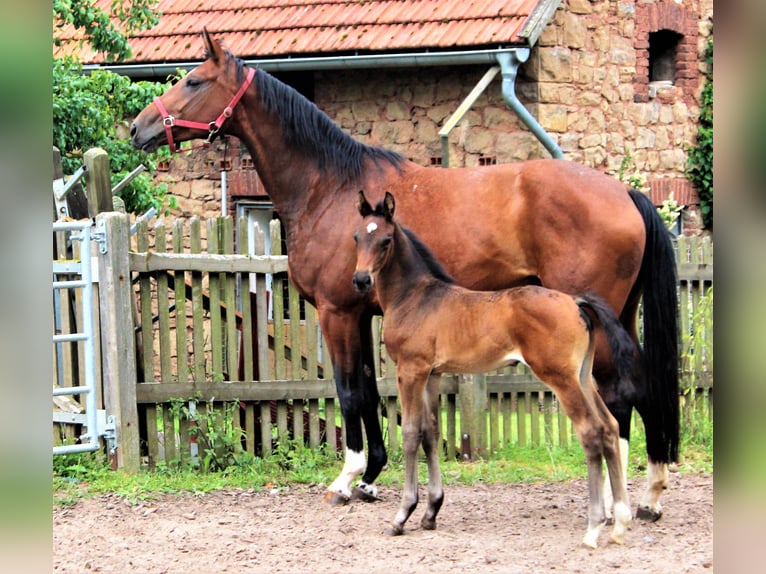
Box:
53 0 173 215
53 57 175 215
167 398 252 473
616 147 648 193
53 0 159 63
687 37 713 229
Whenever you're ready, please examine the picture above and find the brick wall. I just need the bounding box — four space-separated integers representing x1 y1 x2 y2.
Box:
159 0 713 235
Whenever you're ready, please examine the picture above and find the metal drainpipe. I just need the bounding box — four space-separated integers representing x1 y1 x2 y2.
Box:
496 49 563 159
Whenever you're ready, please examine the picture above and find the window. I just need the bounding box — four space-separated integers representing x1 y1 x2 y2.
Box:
649 30 683 84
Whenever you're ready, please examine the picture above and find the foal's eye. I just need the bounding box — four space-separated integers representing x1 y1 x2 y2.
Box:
380 237 392 249
353 232 359 244
185 76 202 88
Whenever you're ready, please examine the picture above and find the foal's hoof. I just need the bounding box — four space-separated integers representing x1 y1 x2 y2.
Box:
324 491 350 506
635 506 662 522
386 524 404 536
351 486 382 503
421 516 437 531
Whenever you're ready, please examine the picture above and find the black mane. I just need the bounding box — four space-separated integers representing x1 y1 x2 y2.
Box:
401 227 456 285
212 49 404 184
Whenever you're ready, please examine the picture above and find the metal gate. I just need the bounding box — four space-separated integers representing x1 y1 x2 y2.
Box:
52 220 114 455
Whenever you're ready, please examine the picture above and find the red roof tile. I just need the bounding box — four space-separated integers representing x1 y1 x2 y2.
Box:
54 0 557 64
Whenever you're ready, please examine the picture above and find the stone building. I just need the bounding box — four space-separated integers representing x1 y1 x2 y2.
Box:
56 0 713 236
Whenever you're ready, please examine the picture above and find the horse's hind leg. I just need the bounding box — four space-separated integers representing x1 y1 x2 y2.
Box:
420 374 444 531
592 393 632 544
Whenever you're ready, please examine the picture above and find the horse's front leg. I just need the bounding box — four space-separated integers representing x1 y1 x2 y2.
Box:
389 365 430 535
321 310 374 505
420 374 444 531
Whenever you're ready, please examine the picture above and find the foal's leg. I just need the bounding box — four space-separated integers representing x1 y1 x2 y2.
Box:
420 374 444 531
554 383 609 548
389 365 430 536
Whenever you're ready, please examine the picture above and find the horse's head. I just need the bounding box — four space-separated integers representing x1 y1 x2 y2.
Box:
131 29 254 153
352 190 396 295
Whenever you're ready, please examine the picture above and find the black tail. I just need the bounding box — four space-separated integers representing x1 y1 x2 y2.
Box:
628 188 680 464
576 293 636 387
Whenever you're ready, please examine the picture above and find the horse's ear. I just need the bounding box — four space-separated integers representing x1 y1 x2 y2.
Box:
202 28 221 62
383 191 396 222
356 190 373 217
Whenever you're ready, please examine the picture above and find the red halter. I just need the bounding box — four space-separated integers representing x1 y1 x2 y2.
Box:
153 67 256 153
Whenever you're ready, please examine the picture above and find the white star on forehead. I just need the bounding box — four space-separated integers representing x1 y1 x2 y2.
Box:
366 222 378 234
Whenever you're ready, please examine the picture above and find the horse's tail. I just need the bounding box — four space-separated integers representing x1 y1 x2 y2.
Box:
576 293 636 388
628 188 680 464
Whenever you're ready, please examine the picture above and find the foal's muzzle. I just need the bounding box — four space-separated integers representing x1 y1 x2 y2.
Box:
352 271 374 294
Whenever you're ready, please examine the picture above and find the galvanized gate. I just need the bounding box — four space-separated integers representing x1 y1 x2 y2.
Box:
52 220 114 456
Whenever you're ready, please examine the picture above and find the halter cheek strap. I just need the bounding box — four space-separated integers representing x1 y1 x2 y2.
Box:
153 67 256 153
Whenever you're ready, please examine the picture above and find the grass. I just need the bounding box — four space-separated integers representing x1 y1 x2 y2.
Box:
53 407 712 506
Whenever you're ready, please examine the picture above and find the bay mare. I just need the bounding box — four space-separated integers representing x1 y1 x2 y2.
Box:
352 190 633 546
130 29 679 519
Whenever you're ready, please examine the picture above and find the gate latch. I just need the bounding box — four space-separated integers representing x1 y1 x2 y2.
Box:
92 219 108 254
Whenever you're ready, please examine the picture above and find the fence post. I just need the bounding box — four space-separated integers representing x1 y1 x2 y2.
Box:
84 147 114 217
96 212 140 472
457 373 488 459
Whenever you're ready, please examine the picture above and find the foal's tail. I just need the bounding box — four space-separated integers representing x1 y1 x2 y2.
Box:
576 293 636 391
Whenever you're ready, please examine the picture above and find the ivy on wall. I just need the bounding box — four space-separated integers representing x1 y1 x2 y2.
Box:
687 37 713 229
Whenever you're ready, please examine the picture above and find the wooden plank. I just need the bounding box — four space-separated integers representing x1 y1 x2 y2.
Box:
145 405 158 468
260 401 272 457
309 398 320 449
253 224 270 381
96 212 140 472
530 391 540 446
238 216 254 382
82 148 113 216
489 393 499 452
222 217 239 380
189 218 206 382
172 219 189 383
501 392 512 446
324 398 336 448
543 393 553 445
207 219 224 380
292 398 305 444
245 402 256 455
129 252 289 273
288 280 302 380
155 221 173 383
516 391 527 447
270 220 287 381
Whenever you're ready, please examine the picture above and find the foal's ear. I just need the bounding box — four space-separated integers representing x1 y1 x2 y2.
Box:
356 190 373 217
383 191 396 222
202 28 222 62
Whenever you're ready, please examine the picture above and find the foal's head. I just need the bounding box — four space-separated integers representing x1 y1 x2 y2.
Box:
352 190 396 295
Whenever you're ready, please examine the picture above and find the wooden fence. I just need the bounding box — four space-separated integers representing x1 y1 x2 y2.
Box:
120 214 712 469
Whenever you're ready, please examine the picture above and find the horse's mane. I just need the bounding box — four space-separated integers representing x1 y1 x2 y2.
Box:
211 49 405 184
401 226 456 285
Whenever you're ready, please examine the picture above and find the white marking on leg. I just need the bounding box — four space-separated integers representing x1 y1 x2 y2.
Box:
603 438 629 519
356 481 378 497
366 222 378 234
609 501 632 545
328 448 366 498
639 460 668 515
582 520 605 549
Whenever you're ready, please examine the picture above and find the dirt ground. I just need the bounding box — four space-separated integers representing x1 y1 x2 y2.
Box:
53 473 712 574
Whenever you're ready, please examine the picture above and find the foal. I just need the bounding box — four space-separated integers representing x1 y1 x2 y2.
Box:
352 191 633 548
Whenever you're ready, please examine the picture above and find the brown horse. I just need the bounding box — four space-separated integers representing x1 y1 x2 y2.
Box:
130 30 679 520
352 190 633 546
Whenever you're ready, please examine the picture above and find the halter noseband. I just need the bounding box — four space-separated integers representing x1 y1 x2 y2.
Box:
153 67 256 153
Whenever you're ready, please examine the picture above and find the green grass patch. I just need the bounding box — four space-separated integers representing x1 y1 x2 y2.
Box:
53 408 712 506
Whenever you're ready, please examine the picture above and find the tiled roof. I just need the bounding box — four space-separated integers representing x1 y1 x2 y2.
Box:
54 0 558 65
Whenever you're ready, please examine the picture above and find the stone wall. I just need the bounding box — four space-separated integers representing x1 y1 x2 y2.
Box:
159 0 713 235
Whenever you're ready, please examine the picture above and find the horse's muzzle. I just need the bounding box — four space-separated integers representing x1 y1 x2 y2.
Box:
352 271 373 294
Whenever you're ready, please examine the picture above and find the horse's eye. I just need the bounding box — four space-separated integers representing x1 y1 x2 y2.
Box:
186 76 202 88
353 232 359 244
380 237 392 249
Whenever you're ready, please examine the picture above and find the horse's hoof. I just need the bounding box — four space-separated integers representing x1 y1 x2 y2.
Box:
351 486 382 503
609 532 626 545
386 525 404 536
635 506 662 522
421 517 437 531
324 491 350 506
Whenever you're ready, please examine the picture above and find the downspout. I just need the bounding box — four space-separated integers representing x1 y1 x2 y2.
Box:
496 49 563 159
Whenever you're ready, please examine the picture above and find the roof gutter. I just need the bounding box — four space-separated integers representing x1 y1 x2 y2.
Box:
83 48 524 76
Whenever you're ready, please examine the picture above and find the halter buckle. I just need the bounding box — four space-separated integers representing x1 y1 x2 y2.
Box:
162 116 175 127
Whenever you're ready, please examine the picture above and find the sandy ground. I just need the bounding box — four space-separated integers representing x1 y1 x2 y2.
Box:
53 473 712 573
